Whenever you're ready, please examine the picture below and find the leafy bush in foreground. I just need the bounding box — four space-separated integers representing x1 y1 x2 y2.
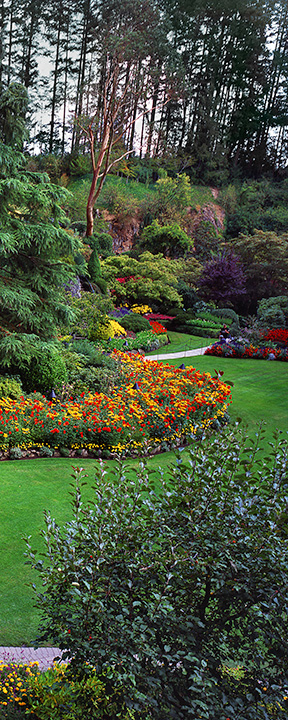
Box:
26 425 288 719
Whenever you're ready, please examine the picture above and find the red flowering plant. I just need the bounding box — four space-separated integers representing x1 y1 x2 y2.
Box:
261 328 288 345
148 320 167 334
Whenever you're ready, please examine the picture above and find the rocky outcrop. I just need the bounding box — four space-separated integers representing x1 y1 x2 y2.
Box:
103 211 141 254
102 192 225 254
185 201 225 236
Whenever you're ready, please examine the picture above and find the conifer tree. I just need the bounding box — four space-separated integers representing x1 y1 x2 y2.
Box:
0 142 79 343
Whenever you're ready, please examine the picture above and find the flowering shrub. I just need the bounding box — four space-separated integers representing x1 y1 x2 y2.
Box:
261 328 288 345
0 353 231 456
205 341 288 361
0 661 134 719
0 660 39 716
107 319 127 337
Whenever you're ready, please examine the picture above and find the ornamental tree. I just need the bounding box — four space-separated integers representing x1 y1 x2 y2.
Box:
198 250 246 306
26 425 288 719
139 220 192 258
101 251 183 308
227 230 288 313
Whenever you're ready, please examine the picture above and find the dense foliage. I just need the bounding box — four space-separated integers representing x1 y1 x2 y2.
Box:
2 1 288 179
0 143 78 339
101 252 183 309
26 426 288 719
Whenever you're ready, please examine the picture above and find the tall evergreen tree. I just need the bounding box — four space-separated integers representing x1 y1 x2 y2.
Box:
0 142 79 339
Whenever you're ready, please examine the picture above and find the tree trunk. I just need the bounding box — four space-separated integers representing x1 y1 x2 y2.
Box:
49 14 61 154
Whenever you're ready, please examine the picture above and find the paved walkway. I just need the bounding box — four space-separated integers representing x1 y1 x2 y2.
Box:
145 345 211 361
0 646 64 670
0 344 211 670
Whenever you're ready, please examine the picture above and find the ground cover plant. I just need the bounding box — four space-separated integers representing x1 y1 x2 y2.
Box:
24 426 288 719
0 351 231 459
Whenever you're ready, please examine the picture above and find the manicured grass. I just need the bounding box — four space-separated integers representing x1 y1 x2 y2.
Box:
165 354 288 440
0 451 178 646
146 331 213 355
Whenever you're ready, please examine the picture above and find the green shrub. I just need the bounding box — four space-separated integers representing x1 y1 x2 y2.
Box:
69 339 111 367
93 276 107 294
88 248 101 283
26 426 288 719
89 231 113 258
26 348 67 395
257 296 288 328
0 375 22 399
210 307 240 325
119 313 151 333
59 446 70 457
182 324 219 338
140 220 192 257
39 446 54 457
9 446 23 460
0 335 68 395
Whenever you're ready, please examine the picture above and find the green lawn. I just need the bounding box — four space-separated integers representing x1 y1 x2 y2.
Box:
165 354 288 439
0 451 178 646
0 353 287 645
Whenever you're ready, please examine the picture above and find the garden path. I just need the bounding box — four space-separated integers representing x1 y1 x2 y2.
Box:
0 344 212 670
0 646 64 670
145 345 211 361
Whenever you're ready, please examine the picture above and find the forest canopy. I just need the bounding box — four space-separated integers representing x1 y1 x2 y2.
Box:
1 0 288 180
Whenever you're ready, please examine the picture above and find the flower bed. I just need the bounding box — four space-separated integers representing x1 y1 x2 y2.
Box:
0 352 231 458
103 329 168 352
0 660 131 719
205 340 288 361
261 328 288 345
